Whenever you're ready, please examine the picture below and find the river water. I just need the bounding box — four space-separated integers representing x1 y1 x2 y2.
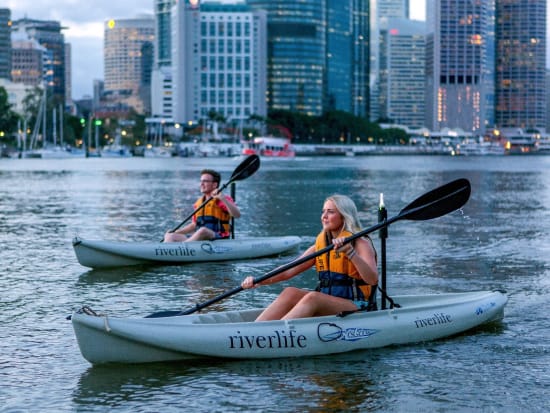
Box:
0 155 548 412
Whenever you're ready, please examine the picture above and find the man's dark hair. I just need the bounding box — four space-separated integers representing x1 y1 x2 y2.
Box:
201 169 221 185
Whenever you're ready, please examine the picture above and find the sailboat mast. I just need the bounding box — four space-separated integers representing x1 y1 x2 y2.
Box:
42 87 47 148
59 104 64 147
53 107 57 147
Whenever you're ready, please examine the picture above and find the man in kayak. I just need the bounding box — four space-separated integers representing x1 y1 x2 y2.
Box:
163 169 241 242
241 194 378 320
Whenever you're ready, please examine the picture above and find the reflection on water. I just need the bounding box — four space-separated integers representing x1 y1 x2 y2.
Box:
73 353 384 411
1 156 549 412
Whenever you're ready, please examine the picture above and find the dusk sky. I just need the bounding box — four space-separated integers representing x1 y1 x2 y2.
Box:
6 0 548 100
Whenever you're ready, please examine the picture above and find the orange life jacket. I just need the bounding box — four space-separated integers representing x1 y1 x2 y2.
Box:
314 230 376 304
193 196 232 238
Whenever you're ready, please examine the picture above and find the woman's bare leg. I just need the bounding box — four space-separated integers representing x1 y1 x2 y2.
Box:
256 287 309 321
163 232 189 242
281 291 358 320
184 227 215 242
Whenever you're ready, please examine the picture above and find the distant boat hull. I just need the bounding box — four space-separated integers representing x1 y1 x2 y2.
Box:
72 236 302 268
71 290 507 364
101 144 132 157
242 137 295 157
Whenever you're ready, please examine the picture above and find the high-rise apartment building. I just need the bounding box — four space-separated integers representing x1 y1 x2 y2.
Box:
379 18 426 128
247 0 369 118
0 9 11 80
103 15 155 114
425 0 495 133
170 0 267 124
371 0 411 122
151 0 176 119
12 18 66 102
10 29 47 87
326 0 369 116
495 0 546 131
378 0 409 19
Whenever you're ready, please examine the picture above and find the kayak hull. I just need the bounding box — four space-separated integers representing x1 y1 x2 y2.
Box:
71 290 507 364
72 236 302 269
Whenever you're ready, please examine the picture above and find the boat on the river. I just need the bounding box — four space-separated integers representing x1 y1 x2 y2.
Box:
242 136 295 158
71 290 507 364
72 236 302 269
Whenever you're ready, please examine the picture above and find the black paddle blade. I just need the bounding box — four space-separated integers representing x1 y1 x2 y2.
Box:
230 154 260 182
398 178 471 221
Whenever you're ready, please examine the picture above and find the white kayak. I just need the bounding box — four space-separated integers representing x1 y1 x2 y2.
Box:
72 236 302 269
71 290 507 364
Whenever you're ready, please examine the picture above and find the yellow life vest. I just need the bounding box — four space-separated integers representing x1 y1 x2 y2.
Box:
314 230 375 303
193 196 232 238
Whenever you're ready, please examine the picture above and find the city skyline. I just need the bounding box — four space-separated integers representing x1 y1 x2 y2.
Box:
4 0 427 101
5 0 549 101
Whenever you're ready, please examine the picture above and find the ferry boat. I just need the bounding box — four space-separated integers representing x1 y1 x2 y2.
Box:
536 136 550 154
455 140 505 156
504 135 537 154
242 137 295 158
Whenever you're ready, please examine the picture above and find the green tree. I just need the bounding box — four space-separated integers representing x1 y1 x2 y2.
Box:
0 87 21 144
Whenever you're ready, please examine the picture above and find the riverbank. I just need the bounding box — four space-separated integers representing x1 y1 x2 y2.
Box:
5 140 549 159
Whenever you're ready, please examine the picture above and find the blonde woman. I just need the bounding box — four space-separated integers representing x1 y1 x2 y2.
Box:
242 195 378 321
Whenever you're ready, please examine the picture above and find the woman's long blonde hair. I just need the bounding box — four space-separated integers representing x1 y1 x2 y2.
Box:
325 194 363 233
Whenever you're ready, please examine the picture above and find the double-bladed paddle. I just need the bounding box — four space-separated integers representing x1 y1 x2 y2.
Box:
147 178 471 318
161 154 260 241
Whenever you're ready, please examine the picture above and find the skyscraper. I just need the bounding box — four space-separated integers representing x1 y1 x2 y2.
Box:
170 0 267 124
326 0 369 116
12 18 66 102
103 15 155 114
151 0 176 119
425 0 495 133
10 29 46 87
0 9 11 80
379 18 426 128
247 0 369 117
495 0 547 131
377 0 409 19
370 0 410 123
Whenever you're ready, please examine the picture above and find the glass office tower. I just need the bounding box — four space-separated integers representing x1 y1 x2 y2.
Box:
426 0 495 133
0 9 11 80
248 0 369 117
495 0 547 130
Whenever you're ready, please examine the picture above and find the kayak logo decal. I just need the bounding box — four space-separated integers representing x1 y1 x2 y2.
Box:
154 245 197 257
414 312 453 328
317 323 378 342
229 329 307 349
201 243 232 254
475 301 496 315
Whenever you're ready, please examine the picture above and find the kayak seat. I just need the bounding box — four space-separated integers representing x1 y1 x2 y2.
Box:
194 309 261 324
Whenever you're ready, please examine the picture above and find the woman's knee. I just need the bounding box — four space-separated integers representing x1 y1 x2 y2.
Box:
279 287 304 298
196 227 215 239
300 291 324 306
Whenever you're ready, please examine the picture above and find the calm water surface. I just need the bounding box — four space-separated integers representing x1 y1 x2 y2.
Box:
0 155 548 412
